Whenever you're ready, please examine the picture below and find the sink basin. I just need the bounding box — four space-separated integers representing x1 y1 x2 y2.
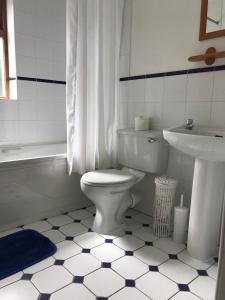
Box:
163 126 225 261
163 126 225 161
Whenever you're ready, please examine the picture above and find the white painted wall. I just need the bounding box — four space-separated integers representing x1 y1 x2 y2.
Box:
131 0 225 75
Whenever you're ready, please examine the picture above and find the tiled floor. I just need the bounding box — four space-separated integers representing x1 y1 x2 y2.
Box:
0 206 218 300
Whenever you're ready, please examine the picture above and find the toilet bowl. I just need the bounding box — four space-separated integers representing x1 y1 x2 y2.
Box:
81 168 144 234
80 129 169 234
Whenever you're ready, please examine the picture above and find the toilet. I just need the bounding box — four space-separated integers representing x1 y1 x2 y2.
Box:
80 129 169 234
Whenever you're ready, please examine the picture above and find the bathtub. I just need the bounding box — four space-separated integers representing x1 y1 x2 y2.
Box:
0 142 90 232
0 143 67 163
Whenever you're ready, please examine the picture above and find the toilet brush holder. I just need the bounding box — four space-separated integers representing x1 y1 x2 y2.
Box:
173 194 189 244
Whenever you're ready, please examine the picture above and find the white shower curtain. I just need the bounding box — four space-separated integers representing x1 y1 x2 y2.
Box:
66 0 124 175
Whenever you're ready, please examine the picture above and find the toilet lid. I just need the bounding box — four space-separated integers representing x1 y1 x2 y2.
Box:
81 169 136 186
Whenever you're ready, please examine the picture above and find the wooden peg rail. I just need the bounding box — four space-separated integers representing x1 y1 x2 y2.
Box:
188 47 225 65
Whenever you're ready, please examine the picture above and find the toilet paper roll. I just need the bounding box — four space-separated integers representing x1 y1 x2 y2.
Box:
134 116 150 131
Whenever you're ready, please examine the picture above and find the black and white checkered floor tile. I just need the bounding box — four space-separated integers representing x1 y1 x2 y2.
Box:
0 206 218 300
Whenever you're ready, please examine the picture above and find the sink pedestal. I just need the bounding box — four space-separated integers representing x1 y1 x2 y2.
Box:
187 159 225 261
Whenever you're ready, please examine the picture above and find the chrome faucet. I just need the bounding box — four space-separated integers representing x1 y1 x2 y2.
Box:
186 119 194 130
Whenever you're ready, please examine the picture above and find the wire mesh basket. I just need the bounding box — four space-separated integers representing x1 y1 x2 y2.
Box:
153 176 178 238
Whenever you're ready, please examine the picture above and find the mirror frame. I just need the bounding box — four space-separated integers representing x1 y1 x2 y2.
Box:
199 0 225 40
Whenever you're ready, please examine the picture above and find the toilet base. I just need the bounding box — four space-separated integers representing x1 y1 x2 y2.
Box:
92 192 132 235
92 215 126 235
80 176 142 235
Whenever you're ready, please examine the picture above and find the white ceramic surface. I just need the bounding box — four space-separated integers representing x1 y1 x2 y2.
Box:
81 130 169 234
163 126 225 261
118 129 169 173
0 148 89 231
0 143 66 163
163 126 225 162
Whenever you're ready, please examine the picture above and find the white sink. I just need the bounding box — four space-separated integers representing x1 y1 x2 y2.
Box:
163 126 225 261
163 126 225 161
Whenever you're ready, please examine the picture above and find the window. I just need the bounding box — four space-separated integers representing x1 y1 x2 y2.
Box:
0 0 9 98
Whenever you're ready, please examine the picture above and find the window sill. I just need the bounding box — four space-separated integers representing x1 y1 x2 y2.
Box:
0 96 17 101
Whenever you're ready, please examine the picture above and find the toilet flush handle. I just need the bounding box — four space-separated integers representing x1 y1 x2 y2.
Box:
148 137 158 143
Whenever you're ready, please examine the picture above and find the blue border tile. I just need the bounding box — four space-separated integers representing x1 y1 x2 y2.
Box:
120 64 225 82
17 76 66 85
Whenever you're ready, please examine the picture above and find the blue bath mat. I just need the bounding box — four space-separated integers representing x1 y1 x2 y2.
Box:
0 229 57 280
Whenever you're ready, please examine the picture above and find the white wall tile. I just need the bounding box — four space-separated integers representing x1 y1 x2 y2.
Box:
35 0 55 17
167 148 182 179
38 121 66 143
164 75 187 102
52 85 66 102
52 42 66 62
180 154 195 184
19 81 37 101
185 102 211 126
0 101 18 121
145 77 164 102
119 80 145 103
54 101 66 121
15 34 36 58
0 121 19 144
47 0 66 19
35 38 53 60
129 80 145 102
144 102 162 128
18 121 39 143
161 102 185 127
186 72 214 102
37 100 55 121
49 19 66 42
36 83 54 101
13 0 36 15
14 12 36 36
119 81 130 102
127 102 145 127
35 16 53 40
18 101 37 121
52 60 66 81
211 102 225 128
36 59 53 79
118 103 128 129
16 56 37 77
212 71 225 101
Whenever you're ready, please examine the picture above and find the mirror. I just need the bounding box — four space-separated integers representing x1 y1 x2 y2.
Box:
200 0 225 40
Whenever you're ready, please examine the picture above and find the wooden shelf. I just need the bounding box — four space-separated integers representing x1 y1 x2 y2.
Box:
188 47 225 65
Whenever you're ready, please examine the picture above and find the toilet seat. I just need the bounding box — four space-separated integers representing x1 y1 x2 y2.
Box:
81 169 136 187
